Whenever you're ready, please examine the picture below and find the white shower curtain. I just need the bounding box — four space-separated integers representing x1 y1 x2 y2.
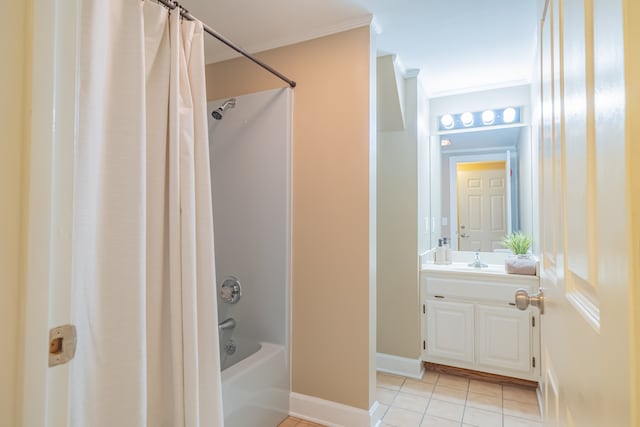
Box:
71 1 224 426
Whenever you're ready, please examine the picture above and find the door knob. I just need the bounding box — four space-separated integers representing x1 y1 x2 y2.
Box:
514 288 545 314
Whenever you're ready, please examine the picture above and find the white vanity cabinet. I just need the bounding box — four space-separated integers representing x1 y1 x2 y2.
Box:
476 304 532 373
425 300 474 363
421 267 540 381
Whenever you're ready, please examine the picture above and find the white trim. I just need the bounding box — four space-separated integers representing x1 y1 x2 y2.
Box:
368 25 379 423
536 384 545 420
405 68 420 79
23 0 77 425
442 145 518 155
506 150 513 236
290 392 382 427
370 16 382 36
428 79 532 99
376 353 425 379
206 14 373 64
437 122 527 136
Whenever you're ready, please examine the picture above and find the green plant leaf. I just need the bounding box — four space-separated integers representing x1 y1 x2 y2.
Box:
502 232 532 255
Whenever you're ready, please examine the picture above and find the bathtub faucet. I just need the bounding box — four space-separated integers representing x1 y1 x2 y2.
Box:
218 317 236 331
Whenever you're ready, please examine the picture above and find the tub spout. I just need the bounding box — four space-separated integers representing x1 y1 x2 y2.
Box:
218 318 236 331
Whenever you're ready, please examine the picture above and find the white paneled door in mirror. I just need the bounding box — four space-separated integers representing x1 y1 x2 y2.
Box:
457 161 508 252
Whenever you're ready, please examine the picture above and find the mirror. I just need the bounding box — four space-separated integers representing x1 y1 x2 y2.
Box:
428 125 534 252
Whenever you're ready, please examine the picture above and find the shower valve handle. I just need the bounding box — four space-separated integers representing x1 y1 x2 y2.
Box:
220 276 242 304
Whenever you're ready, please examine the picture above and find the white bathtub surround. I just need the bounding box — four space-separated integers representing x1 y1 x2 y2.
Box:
209 88 292 425
290 393 383 427
376 353 425 379
73 2 223 426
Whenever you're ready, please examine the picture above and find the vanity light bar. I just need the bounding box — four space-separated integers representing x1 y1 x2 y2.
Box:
438 107 521 131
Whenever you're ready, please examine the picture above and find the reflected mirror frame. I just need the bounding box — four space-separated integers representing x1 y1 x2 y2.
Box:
425 125 536 253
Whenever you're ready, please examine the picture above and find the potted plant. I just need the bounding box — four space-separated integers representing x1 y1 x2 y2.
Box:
502 232 536 275
502 232 532 257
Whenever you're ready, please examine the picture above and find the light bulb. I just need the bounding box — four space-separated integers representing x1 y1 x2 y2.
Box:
440 114 454 129
482 110 495 125
461 112 474 127
503 107 517 123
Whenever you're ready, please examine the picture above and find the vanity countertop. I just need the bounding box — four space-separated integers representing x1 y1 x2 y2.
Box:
421 261 539 283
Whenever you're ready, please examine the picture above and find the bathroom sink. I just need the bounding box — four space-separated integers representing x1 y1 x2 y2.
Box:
422 262 506 275
420 251 538 280
447 264 505 274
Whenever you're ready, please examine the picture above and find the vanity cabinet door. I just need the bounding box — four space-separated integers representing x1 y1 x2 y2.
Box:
476 304 531 373
425 300 474 363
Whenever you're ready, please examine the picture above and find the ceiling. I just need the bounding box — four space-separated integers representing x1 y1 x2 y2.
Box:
185 0 538 97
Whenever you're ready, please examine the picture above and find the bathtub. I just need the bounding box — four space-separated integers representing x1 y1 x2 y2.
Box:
221 341 290 427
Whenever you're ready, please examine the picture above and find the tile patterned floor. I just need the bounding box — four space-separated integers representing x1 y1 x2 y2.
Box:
278 416 327 427
376 371 542 427
279 370 542 427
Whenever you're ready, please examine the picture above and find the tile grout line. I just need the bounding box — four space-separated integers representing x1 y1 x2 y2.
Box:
501 383 505 427
378 371 540 427
460 380 470 427
416 385 433 427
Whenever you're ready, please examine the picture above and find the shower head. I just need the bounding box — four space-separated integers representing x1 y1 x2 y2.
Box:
211 98 237 120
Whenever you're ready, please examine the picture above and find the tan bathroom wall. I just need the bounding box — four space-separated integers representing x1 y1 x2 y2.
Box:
206 26 374 410
0 0 31 425
376 76 421 359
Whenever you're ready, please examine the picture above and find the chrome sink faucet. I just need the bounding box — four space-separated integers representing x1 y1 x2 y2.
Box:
468 251 488 268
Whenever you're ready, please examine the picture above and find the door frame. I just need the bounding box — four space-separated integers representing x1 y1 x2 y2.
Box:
21 0 77 425
625 0 640 424
448 152 513 250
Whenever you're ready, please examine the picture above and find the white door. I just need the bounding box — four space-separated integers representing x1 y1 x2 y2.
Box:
535 0 637 425
457 161 508 251
22 0 77 425
425 299 475 363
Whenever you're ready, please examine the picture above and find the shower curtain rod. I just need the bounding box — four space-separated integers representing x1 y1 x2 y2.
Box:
156 0 297 88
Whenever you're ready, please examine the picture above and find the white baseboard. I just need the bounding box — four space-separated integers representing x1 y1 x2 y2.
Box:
376 353 424 379
290 392 382 427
